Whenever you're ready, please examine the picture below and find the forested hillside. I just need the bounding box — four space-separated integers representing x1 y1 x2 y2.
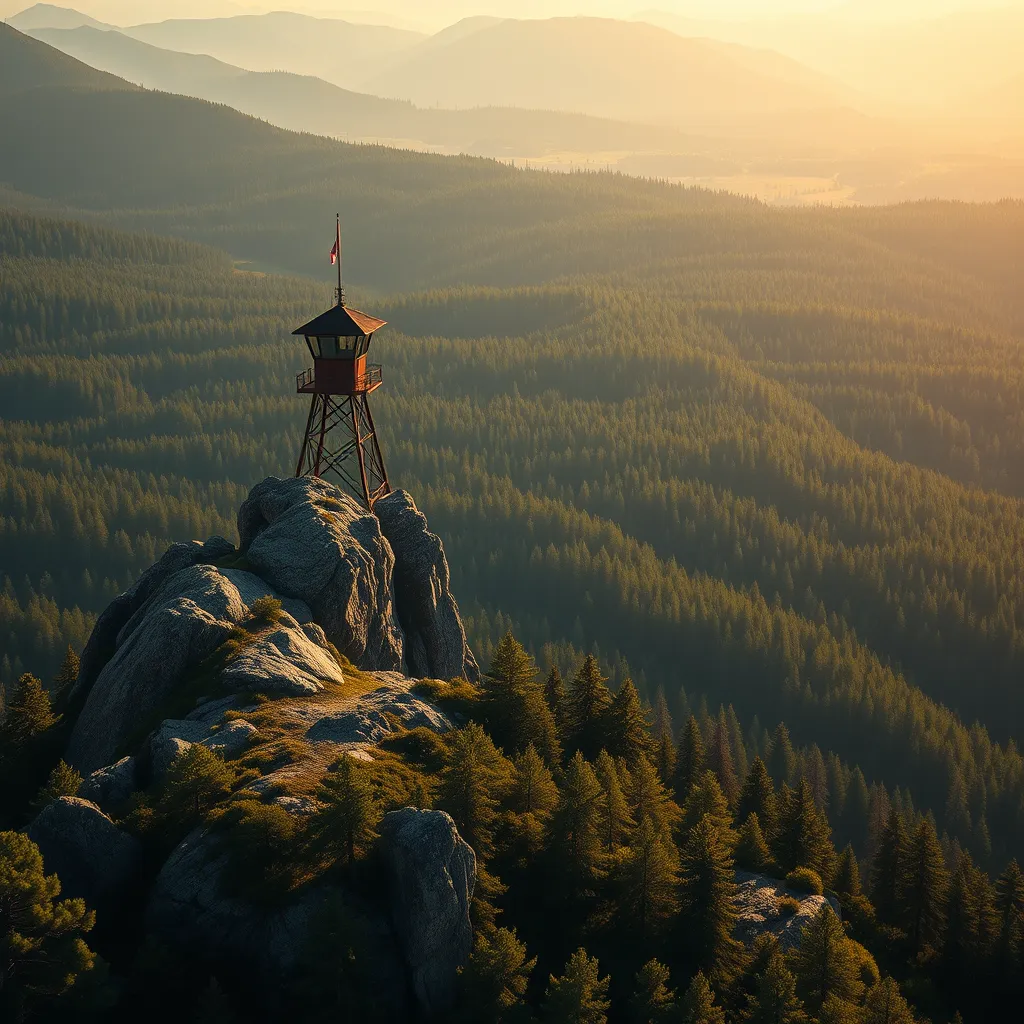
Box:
3 26 1024 1022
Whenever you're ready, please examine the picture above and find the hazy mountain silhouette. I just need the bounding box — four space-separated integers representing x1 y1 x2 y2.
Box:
26 24 698 157
0 20 128 94
361 16 858 131
122 11 425 92
8 3 110 31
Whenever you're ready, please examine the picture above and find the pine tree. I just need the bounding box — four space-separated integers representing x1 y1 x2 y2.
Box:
744 949 807 1024
438 723 512 862
737 757 778 840
564 655 612 761
543 947 610 1024
675 715 706 802
736 813 772 873
510 743 559 818
0 673 56 760
871 809 908 928
682 771 737 851
774 780 836 882
307 755 380 867
544 665 567 735
654 733 676 788
628 754 680 837
680 971 725 1024
803 745 828 816
833 845 862 899
651 689 674 743
32 760 82 810
707 710 739 806
618 815 680 940
594 750 633 852
838 768 870 853
459 927 536 1024
161 743 235 825
678 815 745 986
606 678 650 767
833 844 874 925
941 852 994 991
51 645 79 704
485 633 560 763
861 978 915 1024
726 705 749 787
791 906 864 1015
629 959 677 1024
0 831 99 1021
550 751 605 891
899 817 949 954
994 858 1024 974
766 724 796 787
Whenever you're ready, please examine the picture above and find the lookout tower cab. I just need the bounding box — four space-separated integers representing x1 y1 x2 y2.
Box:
293 301 391 509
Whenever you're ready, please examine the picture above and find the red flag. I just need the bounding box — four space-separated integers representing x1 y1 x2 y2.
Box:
330 238 339 265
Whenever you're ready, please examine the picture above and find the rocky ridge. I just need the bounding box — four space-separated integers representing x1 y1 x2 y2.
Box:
48 478 479 1018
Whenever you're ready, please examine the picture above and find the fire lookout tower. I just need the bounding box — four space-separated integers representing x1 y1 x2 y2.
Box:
293 217 391 508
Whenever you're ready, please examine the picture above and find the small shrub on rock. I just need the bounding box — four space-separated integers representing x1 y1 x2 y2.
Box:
247 597 284 629
778 896 801 918
786 866 824 895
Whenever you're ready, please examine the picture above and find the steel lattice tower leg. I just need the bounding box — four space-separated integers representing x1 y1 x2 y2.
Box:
295 393 391 509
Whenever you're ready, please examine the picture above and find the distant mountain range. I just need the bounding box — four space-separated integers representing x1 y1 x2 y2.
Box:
10 5 863 134
23 24 697 157
360 17 857 131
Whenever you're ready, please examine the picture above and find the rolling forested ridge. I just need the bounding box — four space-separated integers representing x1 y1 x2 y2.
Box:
3 20 1024 1024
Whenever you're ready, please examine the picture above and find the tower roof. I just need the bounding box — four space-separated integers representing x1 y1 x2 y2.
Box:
293 304 387 338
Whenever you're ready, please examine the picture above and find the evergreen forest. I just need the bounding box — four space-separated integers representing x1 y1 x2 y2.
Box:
2 22 1024 1024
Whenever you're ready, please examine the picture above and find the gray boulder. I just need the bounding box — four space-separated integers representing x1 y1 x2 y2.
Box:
27 797 141 912
72 535 235 707
67 565 295 775
79 756 138 810
238 477 403 671
378 808 476 1019
734 871 841 950
67 564 247 774
221 619 346 696
376 489 480 683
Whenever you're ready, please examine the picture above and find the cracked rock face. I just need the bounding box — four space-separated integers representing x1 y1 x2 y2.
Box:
27 797 142 914
379 808 476 1019
67 565 295 775
238 477 404 672
220 619 346 696
376 489 480 683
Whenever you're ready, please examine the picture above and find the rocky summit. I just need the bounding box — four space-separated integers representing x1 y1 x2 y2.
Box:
46 478 480 1018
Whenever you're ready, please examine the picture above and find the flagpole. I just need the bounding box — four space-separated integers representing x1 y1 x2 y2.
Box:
336 212 343 307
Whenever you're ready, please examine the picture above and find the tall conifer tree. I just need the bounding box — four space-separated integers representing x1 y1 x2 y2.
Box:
737 757 778 840
543 948 610 1024
871 808 908 927
629 960 677 1024
791 906 864 1015
678 816 745 985
774 780 836 882
899 817 949 954
605 678 649 767
564 656 613 761
675 716 706 802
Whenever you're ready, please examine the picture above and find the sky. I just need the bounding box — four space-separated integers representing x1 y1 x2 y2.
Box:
3 1 1021 27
